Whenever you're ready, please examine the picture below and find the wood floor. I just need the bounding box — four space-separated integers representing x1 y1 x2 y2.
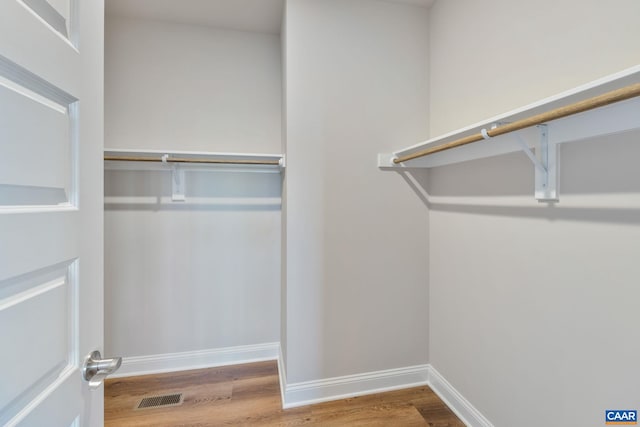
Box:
105 361 464 426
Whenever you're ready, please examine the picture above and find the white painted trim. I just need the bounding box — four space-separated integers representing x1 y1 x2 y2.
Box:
277 345 287 406
110 342 279 378
281 364 430 409
427 366 494 427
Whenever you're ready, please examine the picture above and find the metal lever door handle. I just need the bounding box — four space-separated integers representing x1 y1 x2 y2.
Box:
83 350 122 389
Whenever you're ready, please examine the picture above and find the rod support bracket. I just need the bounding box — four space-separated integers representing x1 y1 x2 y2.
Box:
521 125 558 202
171 163 186 202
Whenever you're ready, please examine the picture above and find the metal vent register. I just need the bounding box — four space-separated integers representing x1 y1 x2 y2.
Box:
135 393 184 410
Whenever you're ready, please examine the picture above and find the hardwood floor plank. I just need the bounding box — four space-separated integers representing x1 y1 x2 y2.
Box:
105 361 464 426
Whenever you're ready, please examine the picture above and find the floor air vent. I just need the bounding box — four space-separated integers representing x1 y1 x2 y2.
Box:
135 393 184 410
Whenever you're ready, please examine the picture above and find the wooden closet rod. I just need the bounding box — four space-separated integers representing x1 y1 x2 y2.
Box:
394 82 640 164
104 155 281 166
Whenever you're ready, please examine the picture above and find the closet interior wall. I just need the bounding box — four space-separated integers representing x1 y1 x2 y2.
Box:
104 14 282 359
427 1 640 426
282 0 430 386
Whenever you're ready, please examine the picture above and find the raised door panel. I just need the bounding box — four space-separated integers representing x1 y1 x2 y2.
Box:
0 262 78 426
0 65 75 207
0 1 79 97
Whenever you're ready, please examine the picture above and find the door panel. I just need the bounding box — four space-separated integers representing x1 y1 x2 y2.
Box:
0 1 80 98
0 60 75 206
0 214 77 282
0 0 104 426
0 261 77 425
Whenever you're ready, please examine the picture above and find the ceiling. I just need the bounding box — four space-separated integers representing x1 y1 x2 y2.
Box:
106 0 434 35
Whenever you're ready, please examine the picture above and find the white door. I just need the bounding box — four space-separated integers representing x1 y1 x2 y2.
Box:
0 1 107 426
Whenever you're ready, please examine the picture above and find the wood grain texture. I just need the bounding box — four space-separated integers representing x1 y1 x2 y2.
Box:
105 361 465 427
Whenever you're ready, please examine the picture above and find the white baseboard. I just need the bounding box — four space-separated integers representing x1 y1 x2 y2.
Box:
281 364 430 409
427 366 494 427
278 357 492 427
110 342 279 378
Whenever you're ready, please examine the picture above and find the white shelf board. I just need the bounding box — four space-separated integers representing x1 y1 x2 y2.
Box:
379 64 640 169
104 148 284 174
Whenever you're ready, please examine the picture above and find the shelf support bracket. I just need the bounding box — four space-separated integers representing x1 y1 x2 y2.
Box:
515 125 558 202
171 164 186 202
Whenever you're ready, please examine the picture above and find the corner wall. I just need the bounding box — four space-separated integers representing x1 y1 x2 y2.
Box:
282 0 430 398
428 1 640 425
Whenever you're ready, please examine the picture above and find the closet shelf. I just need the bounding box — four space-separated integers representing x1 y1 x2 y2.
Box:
378 64 640 201
105 148 285 202
105 149 285 173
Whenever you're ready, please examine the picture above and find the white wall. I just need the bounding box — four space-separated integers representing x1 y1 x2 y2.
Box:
105 16 282 153
428 1 640 426
429 0 640 136
104 17 282 358
283 0 430 384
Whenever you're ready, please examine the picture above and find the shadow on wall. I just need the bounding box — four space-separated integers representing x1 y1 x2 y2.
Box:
396 130 640 225
104 170 282 211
